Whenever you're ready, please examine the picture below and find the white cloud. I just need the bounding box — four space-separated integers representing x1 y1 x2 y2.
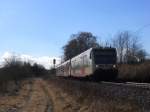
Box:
0 52 61 69
2 52 13 59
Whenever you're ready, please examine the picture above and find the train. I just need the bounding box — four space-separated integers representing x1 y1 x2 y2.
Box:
56 47 118 81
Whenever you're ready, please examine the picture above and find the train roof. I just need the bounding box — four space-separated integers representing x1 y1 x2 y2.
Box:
71 47 116 59
71 48 92 61
56 60 70 68
92 47 116 50
56 47 116 68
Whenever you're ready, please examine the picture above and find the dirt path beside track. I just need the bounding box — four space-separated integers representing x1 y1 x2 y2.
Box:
0 79 53 112
20 79 53 112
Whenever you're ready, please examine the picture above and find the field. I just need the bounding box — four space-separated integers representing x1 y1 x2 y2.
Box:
45 77 150 112
0 77 150 112
0 78 52 112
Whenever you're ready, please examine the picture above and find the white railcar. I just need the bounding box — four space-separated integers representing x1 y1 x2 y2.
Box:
56 47 118 80
56 60 71 77
71 48 93 77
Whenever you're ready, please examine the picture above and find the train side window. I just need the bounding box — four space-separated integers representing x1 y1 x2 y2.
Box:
85 55 88 65
90 52 92 59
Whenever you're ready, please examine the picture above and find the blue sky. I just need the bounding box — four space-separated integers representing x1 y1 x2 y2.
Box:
0 0 150 58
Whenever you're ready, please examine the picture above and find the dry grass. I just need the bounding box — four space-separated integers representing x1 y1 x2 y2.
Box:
0 79 33 111
21 79 50 112
0 77 149 112
44 77 143 112
118 61 150 82
0 79 53 112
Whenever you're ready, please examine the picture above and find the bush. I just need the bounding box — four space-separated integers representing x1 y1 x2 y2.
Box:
118 61 150 82
0 59 47 94
31 63 47 77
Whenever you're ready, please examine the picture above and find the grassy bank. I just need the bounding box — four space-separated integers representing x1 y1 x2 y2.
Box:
44 77 149 112
118 61 150 82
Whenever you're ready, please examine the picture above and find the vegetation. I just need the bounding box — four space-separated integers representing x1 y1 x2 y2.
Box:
112 31 147 64
118 60 150 82
45 77 146 112
0 56 47 94
110 31 149 82
62 31 147 64
63 32 99 61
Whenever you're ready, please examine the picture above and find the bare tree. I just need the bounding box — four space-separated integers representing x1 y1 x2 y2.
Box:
112 31 146 64
113 32 126 63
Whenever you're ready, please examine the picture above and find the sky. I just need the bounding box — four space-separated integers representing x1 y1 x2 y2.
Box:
0 0 150 67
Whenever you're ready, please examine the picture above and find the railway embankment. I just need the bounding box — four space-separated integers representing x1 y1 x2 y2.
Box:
45 77 150 112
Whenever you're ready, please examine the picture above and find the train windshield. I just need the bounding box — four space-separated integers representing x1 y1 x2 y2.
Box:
93 48 117 64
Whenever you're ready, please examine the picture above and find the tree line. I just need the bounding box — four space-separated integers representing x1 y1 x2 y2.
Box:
62 31 147 64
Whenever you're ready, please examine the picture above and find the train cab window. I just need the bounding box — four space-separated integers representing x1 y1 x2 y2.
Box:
93 49 116 64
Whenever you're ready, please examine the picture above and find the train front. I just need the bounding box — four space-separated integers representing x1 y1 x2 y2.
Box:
92 48 118 81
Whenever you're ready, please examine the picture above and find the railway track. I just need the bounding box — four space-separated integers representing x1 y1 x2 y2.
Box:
58 76 150 89
57 75 150 89
101 81 150 89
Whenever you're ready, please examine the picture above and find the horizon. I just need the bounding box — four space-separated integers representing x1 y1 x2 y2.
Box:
0 0 150 67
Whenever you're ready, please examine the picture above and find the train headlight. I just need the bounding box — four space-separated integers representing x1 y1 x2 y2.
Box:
113 65 116 68
96 65 99 68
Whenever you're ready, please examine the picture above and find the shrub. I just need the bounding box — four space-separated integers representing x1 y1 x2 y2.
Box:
0 59 47 94
118 61 150 82
31 63 47 77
